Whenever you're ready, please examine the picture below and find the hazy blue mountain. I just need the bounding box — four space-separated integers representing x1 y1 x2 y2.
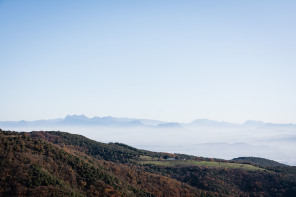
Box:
243 120 296 129
263 122 296 129
137 119 165 126
62 115 90 124
61 115 147 127
188 119 239 128
243 120 265 127
0 115 163 128
188 119 296 129
157 122 182 128
0 115 296 129
0 118 62 128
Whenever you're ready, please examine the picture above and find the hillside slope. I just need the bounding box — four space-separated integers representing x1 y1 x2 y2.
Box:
1 129 296 196
0 130 219 197
233 157 288 167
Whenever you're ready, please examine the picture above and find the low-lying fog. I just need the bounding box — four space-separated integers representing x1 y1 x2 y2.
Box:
4 126 296 166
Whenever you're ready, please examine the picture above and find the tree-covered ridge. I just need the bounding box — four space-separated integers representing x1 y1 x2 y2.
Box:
0 130 142 196
232 157 288 167
141 164 296 196
30 131 200 163
29 131 236 163
232 157 296 176
1 129 296 197
0 130 217 197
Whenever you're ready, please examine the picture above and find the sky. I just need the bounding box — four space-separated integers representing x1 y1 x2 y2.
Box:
0 0 296 123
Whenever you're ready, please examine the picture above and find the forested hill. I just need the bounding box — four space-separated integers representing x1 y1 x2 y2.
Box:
233 157 288 167
1 129 296 197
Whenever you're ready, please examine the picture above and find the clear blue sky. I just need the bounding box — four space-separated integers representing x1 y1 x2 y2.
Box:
1 0 296 123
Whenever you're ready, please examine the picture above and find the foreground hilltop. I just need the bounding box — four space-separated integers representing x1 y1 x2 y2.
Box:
0 129 296 196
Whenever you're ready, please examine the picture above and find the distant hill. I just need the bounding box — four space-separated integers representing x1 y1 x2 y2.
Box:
243 120 296 129
188 119 238 127
1 115 296 129
1 129 296 196
157 122 182 128
232 157 288 167
0 115 165 128
243 120 266 127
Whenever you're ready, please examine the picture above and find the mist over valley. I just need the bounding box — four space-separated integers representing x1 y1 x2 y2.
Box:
2 115 295 166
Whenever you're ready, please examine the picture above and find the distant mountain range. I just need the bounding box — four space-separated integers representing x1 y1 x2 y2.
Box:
0 115 295 129
0 115 167 128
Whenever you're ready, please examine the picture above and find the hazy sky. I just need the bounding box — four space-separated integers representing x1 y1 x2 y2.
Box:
1 0 296 123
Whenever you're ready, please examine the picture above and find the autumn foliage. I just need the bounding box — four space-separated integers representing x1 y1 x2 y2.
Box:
0 129 296 197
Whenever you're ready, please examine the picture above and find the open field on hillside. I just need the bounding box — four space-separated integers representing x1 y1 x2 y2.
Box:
138 160 265 171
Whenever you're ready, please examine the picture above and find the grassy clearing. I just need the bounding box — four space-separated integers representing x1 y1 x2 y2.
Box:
138 155 159 161
138 160 265 171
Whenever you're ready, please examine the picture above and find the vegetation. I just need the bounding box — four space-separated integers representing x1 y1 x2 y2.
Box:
232 157 288 167
1 129 296 196
138 160 264 171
